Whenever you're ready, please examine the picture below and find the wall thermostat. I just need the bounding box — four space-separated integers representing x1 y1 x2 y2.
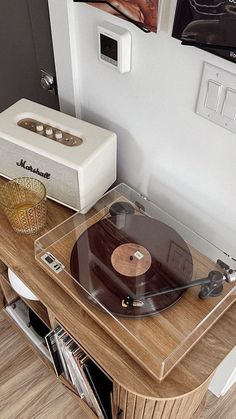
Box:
98 22 131 73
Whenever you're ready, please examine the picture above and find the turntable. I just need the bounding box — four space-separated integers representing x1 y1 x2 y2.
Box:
35 184 236 382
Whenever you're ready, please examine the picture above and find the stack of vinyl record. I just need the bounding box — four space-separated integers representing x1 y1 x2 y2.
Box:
46 326 112 419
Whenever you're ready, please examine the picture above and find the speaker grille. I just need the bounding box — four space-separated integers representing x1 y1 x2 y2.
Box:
0 137 80 209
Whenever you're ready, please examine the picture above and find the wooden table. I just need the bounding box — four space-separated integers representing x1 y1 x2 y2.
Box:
0 177 235 419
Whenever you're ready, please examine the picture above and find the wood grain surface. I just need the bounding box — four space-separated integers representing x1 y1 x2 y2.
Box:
0 177 235 401
1 310 235 419
111 243 152 276
0 286 3 310
0 270 18 305
0 312 92 419
112 379 210 419
35 196 235 381
201 384 236 419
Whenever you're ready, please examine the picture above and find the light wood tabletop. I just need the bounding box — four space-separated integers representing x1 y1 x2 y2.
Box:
0 176 235 402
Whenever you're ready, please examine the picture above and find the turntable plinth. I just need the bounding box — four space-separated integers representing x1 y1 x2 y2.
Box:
35 189 236 384
0 176 234 419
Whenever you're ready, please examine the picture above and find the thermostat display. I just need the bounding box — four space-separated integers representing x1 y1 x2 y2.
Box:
98 22 131 73
100 34 118 66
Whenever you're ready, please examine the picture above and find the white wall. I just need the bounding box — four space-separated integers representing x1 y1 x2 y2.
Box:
50 0 236 260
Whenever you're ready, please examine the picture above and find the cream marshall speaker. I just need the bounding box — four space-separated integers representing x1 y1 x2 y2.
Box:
0 99 117 212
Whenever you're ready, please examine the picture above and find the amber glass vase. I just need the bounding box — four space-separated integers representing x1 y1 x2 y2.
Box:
0 177 47 235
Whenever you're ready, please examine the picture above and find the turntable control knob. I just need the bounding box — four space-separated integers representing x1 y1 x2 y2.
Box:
36 123 44 133
45 126 53 136
55 130 63 140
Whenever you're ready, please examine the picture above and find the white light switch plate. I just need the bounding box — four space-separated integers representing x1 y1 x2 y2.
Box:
196 62 236 134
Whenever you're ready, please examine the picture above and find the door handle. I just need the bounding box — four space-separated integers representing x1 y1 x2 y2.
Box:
40 69 57 95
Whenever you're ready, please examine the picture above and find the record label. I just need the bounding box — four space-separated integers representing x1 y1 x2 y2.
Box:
111 243 152 277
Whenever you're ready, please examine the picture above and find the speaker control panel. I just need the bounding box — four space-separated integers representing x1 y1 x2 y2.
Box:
17 118 83 147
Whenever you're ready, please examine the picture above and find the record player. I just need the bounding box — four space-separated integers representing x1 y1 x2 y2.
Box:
35 183 236 382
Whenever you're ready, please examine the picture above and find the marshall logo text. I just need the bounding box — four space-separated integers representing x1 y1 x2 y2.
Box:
16 159 51 179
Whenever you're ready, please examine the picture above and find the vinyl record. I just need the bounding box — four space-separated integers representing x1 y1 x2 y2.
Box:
70 214 193 317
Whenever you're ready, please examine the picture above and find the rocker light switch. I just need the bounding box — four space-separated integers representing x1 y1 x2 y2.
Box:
196 62 236 135
205 80 222 111
222 88 236 120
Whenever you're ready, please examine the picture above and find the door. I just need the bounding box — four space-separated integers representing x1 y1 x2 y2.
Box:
0 0 59 112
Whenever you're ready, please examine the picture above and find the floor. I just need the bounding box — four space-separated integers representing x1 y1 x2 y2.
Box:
0 312 235 419
201 385 236 419
0 312 88 419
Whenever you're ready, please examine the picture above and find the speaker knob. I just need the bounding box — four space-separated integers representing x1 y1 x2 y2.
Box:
36 124 44 133
55 130 63 140
45 126 53 136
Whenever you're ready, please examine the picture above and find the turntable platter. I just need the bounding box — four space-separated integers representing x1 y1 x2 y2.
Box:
70 214 193 317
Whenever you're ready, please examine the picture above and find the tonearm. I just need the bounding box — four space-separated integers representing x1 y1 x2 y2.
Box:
122 259 236 308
